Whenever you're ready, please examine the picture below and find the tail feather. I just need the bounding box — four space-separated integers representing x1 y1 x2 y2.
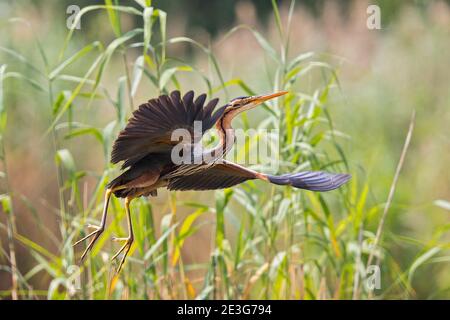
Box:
267 171 351 192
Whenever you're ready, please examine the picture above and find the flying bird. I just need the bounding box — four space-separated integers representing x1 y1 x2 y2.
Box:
74 90 350 272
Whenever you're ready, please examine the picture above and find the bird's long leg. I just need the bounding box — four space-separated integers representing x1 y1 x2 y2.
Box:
73 188 112 262
111 196 134 273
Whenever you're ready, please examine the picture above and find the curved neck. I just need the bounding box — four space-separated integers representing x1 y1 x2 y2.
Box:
216 112 236 156
200 110 236 163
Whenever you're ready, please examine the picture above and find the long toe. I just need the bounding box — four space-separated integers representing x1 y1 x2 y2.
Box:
111 237 133 273
74 226 104 262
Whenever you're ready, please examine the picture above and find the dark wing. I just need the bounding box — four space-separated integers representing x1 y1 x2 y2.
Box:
267 171 351 192
167 161 258 191
111 90 226 169
168 160 351 192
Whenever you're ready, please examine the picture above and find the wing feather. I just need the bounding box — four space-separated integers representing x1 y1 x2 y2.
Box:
111 90 225 169
167 160 351 192
167 161 258 191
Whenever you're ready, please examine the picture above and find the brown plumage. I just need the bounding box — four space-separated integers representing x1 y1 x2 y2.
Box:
74 90 351 272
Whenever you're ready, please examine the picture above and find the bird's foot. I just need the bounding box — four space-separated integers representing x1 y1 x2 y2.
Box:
111 236 134 273
73 225 104 262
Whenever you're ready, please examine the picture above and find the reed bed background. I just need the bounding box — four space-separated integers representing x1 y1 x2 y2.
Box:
0 0 449 299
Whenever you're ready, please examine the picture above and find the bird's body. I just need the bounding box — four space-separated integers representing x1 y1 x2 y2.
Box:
74 90 351 272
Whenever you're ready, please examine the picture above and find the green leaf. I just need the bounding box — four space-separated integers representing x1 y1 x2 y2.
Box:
0 65 6 133
408 247 441 283
105 0 122 37
46 55 103 135
434 200 450 211
15 233 60 262
0 194 11 215
220 25 279 63
166 37 227 95
4 72 47 92
52 91 71 116
172 208 207 266
271 0 284 40
55 149 76 176
159 66 192 90
131 55 144 97
287 51 315 70
0 46 44 76
60 4 142 59
94 28 143 95
156 9 167 63
64 127 103 143
134 0 152 8
115 76 127 126
143 7 154 55
47 278 67 300
215 189 233 250
269 251 286 279
49 42 101 80
143 222 178 261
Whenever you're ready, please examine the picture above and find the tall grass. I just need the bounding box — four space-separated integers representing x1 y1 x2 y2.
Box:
0 0 447 299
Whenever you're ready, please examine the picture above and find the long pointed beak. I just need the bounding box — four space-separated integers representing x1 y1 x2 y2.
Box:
251 91 288 104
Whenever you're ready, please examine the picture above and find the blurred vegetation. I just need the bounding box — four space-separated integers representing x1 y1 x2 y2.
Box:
0 0 449 299
24 0 450 36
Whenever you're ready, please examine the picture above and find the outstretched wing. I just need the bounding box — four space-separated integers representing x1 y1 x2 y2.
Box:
111 90 226 169
167 161 258 191
266 171 351 191
167 160 351 192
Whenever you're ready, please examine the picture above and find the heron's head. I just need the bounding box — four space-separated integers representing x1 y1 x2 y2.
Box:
225 91 288 115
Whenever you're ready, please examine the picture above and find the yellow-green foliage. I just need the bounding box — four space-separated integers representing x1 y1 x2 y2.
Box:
0 0 449 300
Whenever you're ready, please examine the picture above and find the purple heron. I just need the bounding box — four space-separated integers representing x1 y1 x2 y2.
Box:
74 90 350 272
